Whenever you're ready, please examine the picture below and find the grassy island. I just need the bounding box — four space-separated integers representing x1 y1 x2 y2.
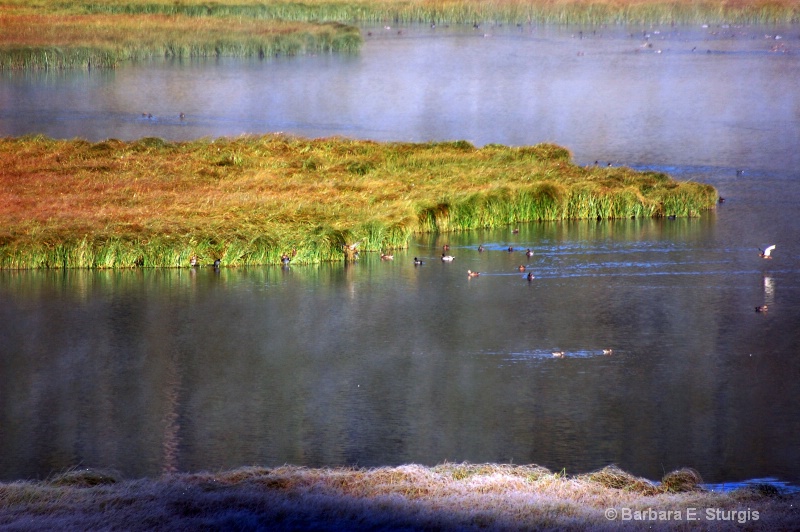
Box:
0 135 717 269
2 0 799 69
1 463 796 529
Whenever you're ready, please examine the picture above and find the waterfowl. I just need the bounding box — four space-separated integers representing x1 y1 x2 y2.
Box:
413 257 424 265
602 349 613 355
507 246 514 252
760 245 776 259
213 259 221 269
467 270 480 277
179 113 185 120
380 253 394 260
441 254 455 262
526 272 535 281
512 228 520 234
478 245 485 253
552 351 565 358
281 253 291 265
518 265 526 272
755 305 768 312
442 244 450 251
526 249 534 257
189 255 199 267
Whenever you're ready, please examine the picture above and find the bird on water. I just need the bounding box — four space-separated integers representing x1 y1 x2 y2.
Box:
760 245 776 259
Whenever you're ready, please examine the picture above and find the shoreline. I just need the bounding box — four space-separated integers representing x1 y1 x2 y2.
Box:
1 463 797 530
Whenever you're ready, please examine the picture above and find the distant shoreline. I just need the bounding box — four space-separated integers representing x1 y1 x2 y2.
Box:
1 464 797 530
2 0 798 70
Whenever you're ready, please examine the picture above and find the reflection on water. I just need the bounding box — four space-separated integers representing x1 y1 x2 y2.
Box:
2 218 799 483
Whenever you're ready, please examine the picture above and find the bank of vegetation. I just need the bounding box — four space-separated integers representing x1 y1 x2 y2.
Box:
1 135 717 269
0 463 795 530
1 0 798 69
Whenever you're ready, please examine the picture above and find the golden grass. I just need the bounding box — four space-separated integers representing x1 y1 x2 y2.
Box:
0 135 718 268
0 463 796 530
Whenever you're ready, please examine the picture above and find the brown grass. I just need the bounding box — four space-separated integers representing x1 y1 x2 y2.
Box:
0 463 796 530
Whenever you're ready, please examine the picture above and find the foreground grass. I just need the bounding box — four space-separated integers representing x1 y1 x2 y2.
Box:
0 464 796 530
0 135 717 269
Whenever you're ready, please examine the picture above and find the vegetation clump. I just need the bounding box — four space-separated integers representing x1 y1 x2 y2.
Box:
0 135 718 268
0 135 718 269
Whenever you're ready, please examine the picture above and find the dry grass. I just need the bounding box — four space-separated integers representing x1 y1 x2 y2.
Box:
0 135 717 268
0 463 796 530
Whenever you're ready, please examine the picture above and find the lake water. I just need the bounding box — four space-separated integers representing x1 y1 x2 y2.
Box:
1 23 799 486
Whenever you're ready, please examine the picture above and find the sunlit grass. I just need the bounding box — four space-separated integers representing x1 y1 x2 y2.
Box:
0 135 718 269
0 6 361 69
0 463 794 530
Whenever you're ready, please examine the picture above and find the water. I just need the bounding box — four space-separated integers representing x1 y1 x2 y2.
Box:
1 23 799 485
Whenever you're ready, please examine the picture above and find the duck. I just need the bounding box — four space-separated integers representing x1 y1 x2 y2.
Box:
213 259 221 269
526 272 535 281
512 228 520 234
602 349 613 355
526 249 534 257
380 253 394 260
467 269 480 277
507 246 514 252
413 257 424 265
759 245 776 259
442 244 450 251
478 244 485 253
518 265 526 272
441 253 455 262
189 255 199 267
552 351 565 358
755 305 768 312
281 253 291 265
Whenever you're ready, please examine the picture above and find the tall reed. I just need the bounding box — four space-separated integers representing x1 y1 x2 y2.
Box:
0 135 718 269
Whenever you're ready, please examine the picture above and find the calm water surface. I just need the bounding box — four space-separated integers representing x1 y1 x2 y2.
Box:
1 24 799 485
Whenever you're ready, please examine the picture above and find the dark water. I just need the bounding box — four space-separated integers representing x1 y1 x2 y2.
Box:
1 24 799 485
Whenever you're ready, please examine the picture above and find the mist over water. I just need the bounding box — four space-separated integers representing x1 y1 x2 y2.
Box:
1 23 799 484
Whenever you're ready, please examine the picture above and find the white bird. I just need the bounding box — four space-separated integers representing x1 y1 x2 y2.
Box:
552 351 565 358
441 254 455 262
760 245 776 259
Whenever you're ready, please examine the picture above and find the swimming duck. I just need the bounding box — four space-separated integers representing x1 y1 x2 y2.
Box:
478 244 485 253
759 245 776 259
189 255 199 267
518 265 526 272
526 272 535 281
526 249 534 257
755 305 768 312
380 253 394 260
213 259 221 269
467 270 480 277
552 351 565 358
442 244 450 251
281 253 291 265
507 246 514 252
441 254 455 262
602 349 613 355
414 257 424 265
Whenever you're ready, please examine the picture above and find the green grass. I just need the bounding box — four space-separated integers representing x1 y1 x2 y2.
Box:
0 135 718 269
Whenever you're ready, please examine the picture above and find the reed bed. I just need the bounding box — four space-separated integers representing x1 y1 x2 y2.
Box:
0 7 361 69
0 463 795 530
0 135 717 268
2 0 798 70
